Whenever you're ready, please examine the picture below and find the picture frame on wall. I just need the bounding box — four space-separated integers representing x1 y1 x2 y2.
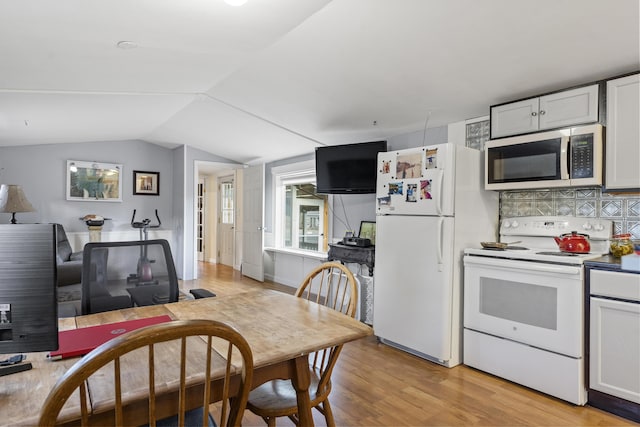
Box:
66 160 123 202
133 170 160 196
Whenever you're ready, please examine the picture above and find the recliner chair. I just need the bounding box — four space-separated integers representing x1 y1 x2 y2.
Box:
55 224 83 287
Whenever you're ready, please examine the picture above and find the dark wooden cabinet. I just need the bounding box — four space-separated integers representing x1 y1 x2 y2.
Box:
327 243 375 276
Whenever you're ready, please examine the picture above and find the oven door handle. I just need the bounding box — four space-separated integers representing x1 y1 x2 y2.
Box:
464 256 582 275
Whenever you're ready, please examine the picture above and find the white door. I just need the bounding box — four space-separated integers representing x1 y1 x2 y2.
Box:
373 214 455 362
217 176 235 267
241 164 264 281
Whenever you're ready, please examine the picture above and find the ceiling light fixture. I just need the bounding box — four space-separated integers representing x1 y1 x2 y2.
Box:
116 41 138 49
224 0 248 6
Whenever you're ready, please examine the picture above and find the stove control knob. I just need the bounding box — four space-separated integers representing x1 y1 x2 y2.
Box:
503 220 511 228
593 223 605 231
583 222 593 231
511 220 519 228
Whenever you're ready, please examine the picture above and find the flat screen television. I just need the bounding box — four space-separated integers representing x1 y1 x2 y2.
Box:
0 224 58 355
315 140 387 194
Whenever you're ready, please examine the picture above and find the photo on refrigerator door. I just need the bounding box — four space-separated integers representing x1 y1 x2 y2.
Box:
406 183 417 202
425 148 438 169
378 196 391 207
381 160 391 174
396 152 422 178
420 179 432 199
388 182 403 195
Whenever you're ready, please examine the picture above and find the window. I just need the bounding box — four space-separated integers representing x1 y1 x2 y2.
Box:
274 165 329 253
220 181 234 224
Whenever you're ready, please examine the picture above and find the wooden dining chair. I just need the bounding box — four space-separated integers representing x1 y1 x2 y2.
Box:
38 319 254 427
245 261 358 427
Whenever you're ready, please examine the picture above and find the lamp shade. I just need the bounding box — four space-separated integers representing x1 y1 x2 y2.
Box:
0 185 35 224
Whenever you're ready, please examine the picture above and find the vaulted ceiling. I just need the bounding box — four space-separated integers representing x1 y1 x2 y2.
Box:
0 0 638 165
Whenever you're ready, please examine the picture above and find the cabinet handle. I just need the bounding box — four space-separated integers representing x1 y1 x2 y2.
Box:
539 110 546 115
531 112 537 117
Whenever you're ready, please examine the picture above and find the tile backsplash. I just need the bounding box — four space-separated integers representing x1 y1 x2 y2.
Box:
500 188 640 239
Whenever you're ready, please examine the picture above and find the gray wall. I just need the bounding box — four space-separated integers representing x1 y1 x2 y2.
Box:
0 140 174 232
0 140 240 280
172 146 186 278
263 126 449 243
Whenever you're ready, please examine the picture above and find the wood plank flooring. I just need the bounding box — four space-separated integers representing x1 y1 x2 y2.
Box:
183 262 636 427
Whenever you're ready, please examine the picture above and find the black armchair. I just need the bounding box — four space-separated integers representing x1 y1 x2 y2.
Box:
55 224 83 287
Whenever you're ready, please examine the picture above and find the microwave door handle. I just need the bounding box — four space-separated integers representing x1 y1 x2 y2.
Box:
560 136 570 180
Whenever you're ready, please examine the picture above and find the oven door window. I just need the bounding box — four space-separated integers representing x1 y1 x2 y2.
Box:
487 138 562 183
464 257 583 358
480 278 557 330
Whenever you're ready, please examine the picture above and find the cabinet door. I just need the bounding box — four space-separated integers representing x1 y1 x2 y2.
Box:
539 84 599 130
491 97 540 138
590 296 640 404
606 74 640 190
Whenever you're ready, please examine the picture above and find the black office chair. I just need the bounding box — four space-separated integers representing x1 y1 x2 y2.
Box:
81 239 179 315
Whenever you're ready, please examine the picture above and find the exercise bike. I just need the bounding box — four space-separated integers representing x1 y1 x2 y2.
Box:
127 209 161 286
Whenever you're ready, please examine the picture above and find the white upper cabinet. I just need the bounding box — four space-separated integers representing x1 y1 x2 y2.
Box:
490 98 539 137
491 84 600 138
605 73 640 191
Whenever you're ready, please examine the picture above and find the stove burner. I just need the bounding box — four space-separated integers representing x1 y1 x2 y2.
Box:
536 251 584 257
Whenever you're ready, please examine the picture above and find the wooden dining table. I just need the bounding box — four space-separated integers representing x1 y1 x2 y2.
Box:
0 288 373 426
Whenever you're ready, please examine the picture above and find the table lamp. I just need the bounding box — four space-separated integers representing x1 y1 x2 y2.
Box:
0 184 35 224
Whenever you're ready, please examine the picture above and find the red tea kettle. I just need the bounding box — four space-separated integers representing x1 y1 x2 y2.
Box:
554 231 591 253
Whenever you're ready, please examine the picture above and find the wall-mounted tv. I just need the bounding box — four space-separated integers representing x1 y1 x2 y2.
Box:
315 140 387 194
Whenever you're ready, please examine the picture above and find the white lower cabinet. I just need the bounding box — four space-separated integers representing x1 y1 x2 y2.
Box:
590 296 640 403
587 267 640 423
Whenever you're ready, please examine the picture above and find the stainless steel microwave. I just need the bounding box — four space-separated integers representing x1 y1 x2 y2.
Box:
485 124 603 190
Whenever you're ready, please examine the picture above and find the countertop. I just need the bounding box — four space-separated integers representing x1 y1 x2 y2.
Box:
585 255 621 268
586 254 640 274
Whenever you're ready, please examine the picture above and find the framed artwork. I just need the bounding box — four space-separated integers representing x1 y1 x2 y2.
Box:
133 170 160 196
66 160 122 202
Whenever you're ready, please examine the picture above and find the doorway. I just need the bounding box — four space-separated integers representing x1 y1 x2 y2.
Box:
193 161 244 279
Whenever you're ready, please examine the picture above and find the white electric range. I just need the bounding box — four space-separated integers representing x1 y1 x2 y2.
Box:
463 216 613 405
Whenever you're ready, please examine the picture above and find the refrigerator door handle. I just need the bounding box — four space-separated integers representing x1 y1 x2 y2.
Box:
437 217 444 269
436 170 444 216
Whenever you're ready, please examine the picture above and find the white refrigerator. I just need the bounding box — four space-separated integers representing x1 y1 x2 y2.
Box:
373 144 498 367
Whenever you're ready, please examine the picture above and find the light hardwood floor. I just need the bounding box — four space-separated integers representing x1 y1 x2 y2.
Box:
183 262 636 427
